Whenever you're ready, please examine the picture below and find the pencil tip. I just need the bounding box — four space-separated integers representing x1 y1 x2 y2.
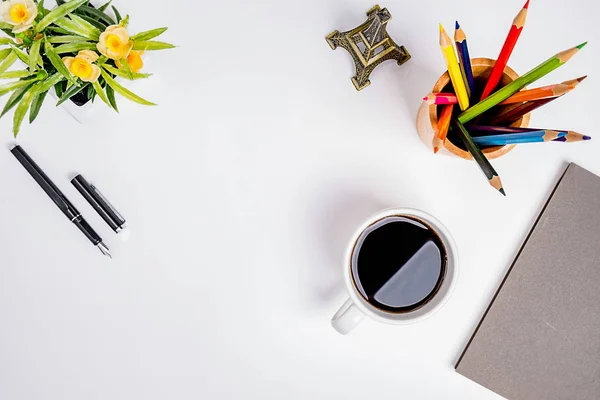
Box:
577 41 588 50
455 21 460 29
523 0 530 9
439 23 445 32
583 135 592 141
577 75 588 83
499 188 506 196
433 147 439 154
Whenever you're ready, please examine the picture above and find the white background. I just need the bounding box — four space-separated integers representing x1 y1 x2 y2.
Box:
0 0 598 399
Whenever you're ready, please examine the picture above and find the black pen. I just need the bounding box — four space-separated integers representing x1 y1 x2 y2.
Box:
11 145 111 258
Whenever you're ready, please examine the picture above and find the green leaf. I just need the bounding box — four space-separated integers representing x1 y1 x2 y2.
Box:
86 83 94 98
56 82 88 106
111 6 122 22
105 83 118 111
37 0 46 18
97 55 107 65
119 57 134 79
36 0 88 32
28 39 42 72
10 47 29 64
0 70 32 79
13 82 40 137
29 90 48 123
54 17 99 40
54 80 65 97
0 51 18 75
37 73 65 93
131 27 168 42
119 14 129 27
0 48 12 62
44 40 78 87
69 14 102 37
76 14 107 31
101 68 155 106
79 5 115 26
98 0 112 12
53 41 96 54
102 64 151 80
46 26 71 35
92 80 111 107
0 21 14 31
48 35 88 44
0 79 39 97
0 82 35 117
132 40 175 51
0 37 15 46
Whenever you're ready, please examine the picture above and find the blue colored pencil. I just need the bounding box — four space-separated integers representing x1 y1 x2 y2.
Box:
473 130 565 146
467 125 576 138
454 21 475 99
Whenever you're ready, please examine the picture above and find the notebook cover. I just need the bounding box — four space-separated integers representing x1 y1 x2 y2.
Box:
456 163 600 400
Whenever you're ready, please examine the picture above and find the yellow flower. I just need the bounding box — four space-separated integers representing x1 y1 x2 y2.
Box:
1 0 37 33
97 25 133 60
116 50 144 73
62 50 101 83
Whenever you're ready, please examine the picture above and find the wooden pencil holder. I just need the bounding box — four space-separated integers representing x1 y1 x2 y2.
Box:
416 58 530 160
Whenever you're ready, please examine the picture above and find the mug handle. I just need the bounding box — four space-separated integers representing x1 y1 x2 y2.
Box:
331 298 364 334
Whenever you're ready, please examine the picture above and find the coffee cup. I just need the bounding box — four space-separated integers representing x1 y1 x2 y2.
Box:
331 208 458 334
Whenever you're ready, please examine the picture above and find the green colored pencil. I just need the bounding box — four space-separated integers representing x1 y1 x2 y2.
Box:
453 120 505 196
458 42 587 124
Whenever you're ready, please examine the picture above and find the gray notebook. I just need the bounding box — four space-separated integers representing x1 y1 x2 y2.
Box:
456 163 600 400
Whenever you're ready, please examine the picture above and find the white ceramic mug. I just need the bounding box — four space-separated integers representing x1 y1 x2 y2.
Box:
331 208 459 334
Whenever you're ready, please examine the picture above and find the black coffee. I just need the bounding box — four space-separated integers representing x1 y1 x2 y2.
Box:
352 216 447 313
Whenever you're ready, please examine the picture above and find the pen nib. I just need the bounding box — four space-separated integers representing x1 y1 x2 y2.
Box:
97 242 112 258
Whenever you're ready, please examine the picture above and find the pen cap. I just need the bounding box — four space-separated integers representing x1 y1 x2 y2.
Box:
71 174 126 233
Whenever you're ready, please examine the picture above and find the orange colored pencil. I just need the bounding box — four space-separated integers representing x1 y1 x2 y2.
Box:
499 76 587 105
480 0 530 100
432 104 453 154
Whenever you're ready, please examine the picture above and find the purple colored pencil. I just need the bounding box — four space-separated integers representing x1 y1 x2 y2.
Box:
486 98 555 126
468 125 571 137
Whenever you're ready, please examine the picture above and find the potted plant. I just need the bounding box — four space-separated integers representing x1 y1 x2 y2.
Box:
0 0 174 136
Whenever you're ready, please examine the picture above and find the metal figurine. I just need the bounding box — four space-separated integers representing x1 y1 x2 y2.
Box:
326 5 411 91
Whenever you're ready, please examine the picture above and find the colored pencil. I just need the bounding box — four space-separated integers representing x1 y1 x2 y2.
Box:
458 42 587 124
423 92 458 105
473 130 565 146
486 98 554 126
432 104 454 153
454 21 475 98
553 131 591 142
453 120 505 195
467 125 572 136
499 76 587 105
480 0 530 100
439 24 469 111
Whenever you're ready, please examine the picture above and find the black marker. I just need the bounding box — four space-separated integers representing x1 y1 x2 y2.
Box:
11 145 111 258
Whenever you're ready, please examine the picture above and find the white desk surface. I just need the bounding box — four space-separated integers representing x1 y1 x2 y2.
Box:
0 0 598 398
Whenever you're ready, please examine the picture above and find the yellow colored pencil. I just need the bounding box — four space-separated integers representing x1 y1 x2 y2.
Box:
439 23 469 111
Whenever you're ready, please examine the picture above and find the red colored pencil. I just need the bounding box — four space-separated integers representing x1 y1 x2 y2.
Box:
423 93 458 105
486 98 553 126
480 0 530 100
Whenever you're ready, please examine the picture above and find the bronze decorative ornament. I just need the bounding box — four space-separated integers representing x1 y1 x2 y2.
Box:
326 5 411 91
